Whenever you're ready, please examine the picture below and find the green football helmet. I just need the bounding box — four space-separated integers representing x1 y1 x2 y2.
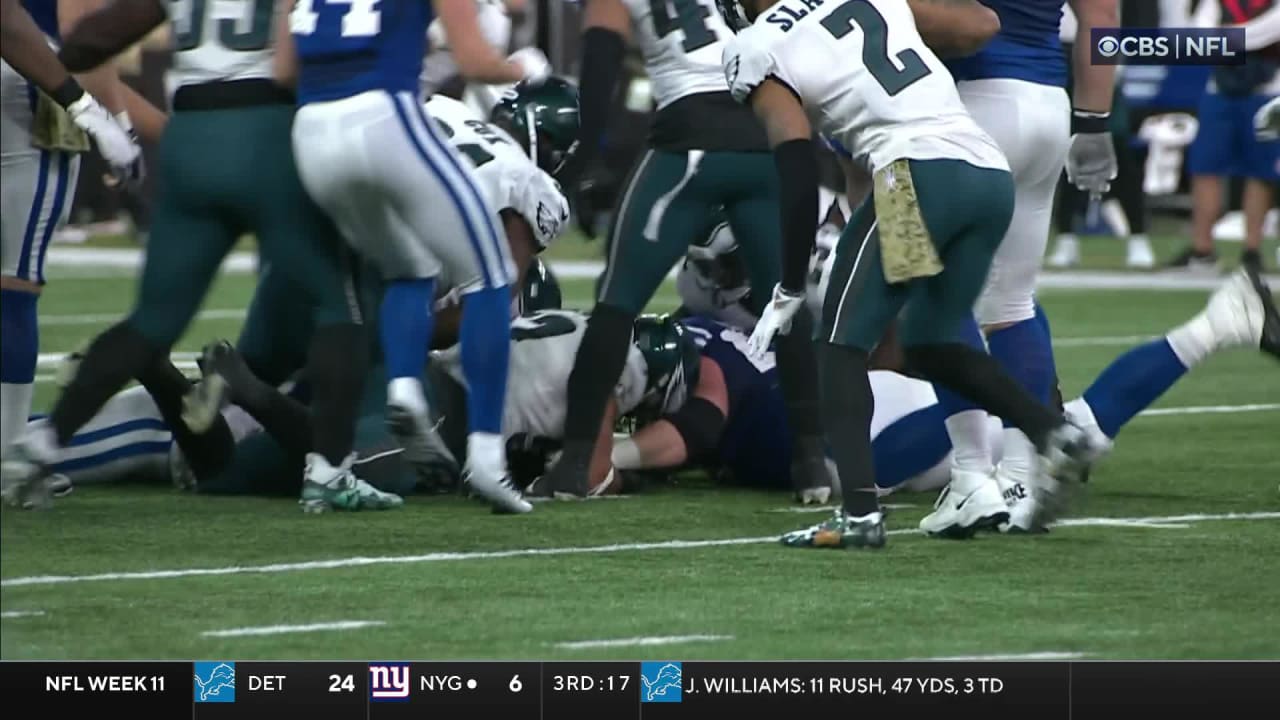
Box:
632 314 701 415
490 76 581 177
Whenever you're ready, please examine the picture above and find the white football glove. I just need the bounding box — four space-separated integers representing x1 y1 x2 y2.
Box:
1065 131 1118 196
67 94 141 176
746 283 805 359
108 112 145 187
1255 96 1280 141
508 47 550 85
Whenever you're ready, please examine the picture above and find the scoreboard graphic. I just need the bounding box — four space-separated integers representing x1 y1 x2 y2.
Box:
1 660 1273 719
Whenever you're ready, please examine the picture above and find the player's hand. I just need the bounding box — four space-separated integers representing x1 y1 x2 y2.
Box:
1065 131 1117 196
108 112 145 188
1255 96 1280 141
746 284 804 359
67 95 141 177
508 47 550 85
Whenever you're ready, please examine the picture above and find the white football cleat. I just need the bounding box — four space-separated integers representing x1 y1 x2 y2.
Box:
1046 235 1080 268
1062 398 1115 460
464 461 533 514
996 465 1043 534
1125 236 1155 269
919 468 1009 539
1 419 59 510
1201 267 1278 355
1025 423 1107 529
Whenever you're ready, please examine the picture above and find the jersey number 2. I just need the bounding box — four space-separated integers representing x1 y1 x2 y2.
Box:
649 0 715 53
290 0 382 38
173 0 273 51
820 0 931 96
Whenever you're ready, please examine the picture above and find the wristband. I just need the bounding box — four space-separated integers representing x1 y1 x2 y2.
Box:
1071 109 1110 134
51 78 86 109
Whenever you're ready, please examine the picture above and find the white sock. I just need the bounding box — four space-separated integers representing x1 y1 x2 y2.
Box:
386 377 428 415
1164 314 1215 368
945 410 994 474
467 432 506 475
0 382 34 455
997 427 1037 487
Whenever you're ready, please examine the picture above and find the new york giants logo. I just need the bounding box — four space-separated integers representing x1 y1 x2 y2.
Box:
369 663 411 702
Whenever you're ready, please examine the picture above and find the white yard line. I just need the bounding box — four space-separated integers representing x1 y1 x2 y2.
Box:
553 635 733 650
920 652 1088 662
0 610 46 619
1140 403 1280 416
200 620 386 638
41 309 246 326
1053 335 1154 347
3 512 1275 590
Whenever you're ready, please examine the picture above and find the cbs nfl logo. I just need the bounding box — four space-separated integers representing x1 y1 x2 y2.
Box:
1092 27 1245 66
369 662 411 702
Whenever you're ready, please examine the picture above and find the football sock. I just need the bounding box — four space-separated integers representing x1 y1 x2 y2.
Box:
0 289 38 453
774 308 824 440
1081 338 1187 439
819 343 881 517
380 278 436 383
936 314 991 473
307 322 367 465
904 342 1062 450
460 284 511 435
136 357 234 479
50 322 161 446
561 302 634 445
986 313 1057 483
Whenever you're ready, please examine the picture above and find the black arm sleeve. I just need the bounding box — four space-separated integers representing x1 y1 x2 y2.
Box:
773 137 820 293
58 0 167 73
568 27 626 178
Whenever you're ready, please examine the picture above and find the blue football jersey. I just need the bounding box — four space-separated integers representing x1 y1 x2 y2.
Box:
947 0 1066 87
679 316 792 487
293 0 430 104
21 0 59 40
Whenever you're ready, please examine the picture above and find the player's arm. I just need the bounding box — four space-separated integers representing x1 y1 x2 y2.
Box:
587 396 621 494
750 79 816 295
0 0 83 99
562 0 631 180
611 357 728 470
275 0 299 87
58 0 126 113
433 0 531 84
57 0 167 73
1066 0 1118 115
907 0 1001 58
118 81 165 142
1241 5 1280 50
502 210 538 295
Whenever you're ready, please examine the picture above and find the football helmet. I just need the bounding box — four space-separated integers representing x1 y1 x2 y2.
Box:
490 76 581 176
633 314 701 415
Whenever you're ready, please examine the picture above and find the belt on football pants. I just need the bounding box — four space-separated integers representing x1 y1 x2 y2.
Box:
172 79 295 112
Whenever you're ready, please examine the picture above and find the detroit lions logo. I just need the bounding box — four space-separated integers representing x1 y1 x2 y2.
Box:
640 662 683 703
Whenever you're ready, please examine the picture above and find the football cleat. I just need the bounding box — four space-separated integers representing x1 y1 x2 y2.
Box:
300 452 403 513
464 462 533 514
1028 422 1106 528
919 468 1009 539
526 444 591 499
386 404 460 485
995 466 1046 534
790 441 834 505
182 340 239 433
1 420 58 510
780 509 886 550
1241 264 1280 360
1126 236 1155 269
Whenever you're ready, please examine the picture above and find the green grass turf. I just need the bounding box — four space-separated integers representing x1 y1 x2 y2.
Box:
3 270 1279 661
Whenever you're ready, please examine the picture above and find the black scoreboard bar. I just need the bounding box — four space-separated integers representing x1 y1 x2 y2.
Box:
1 660 1274 719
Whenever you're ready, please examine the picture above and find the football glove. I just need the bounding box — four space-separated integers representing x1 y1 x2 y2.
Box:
67 95 141 180
1065 131 1117 196
1255 96 1280 141
746 283 805 359
508 47 550 85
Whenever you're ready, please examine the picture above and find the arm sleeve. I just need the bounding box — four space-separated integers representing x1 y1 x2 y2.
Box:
568 27 626 177
773 138 820 293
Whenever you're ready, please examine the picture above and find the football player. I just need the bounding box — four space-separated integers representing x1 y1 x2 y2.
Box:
539 0 833 506
0 0 143 459
1 0 387 513
718 0 1103 549
282 0 551 514
922 0 1119 537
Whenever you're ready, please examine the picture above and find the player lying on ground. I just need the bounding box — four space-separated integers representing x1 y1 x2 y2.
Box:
609 269 1279 515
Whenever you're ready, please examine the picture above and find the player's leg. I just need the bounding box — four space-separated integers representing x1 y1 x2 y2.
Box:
967 80 1070 518
1176 91 1235 269
1067 266 1279 449
3 114 238 507
391 94 526 511
234 264 314 387
722 151 832 504
1241 92 1280 270
541 149 713 496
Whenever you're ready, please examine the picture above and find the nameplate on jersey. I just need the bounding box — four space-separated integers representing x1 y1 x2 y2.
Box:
31 91 90 153
872 159 942 284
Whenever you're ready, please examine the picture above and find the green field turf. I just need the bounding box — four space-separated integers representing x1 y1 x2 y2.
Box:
2 262 1278 661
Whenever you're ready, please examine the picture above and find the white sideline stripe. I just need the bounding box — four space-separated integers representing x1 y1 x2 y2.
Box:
41 309 246 326
42 249 1280 289
1053 334 1153 347
3 512 1276 589
553 635 733 650
37 351 199 366
200 620 385 638
1140 403 1280 416
0 610 46 619
921 652 1087 662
